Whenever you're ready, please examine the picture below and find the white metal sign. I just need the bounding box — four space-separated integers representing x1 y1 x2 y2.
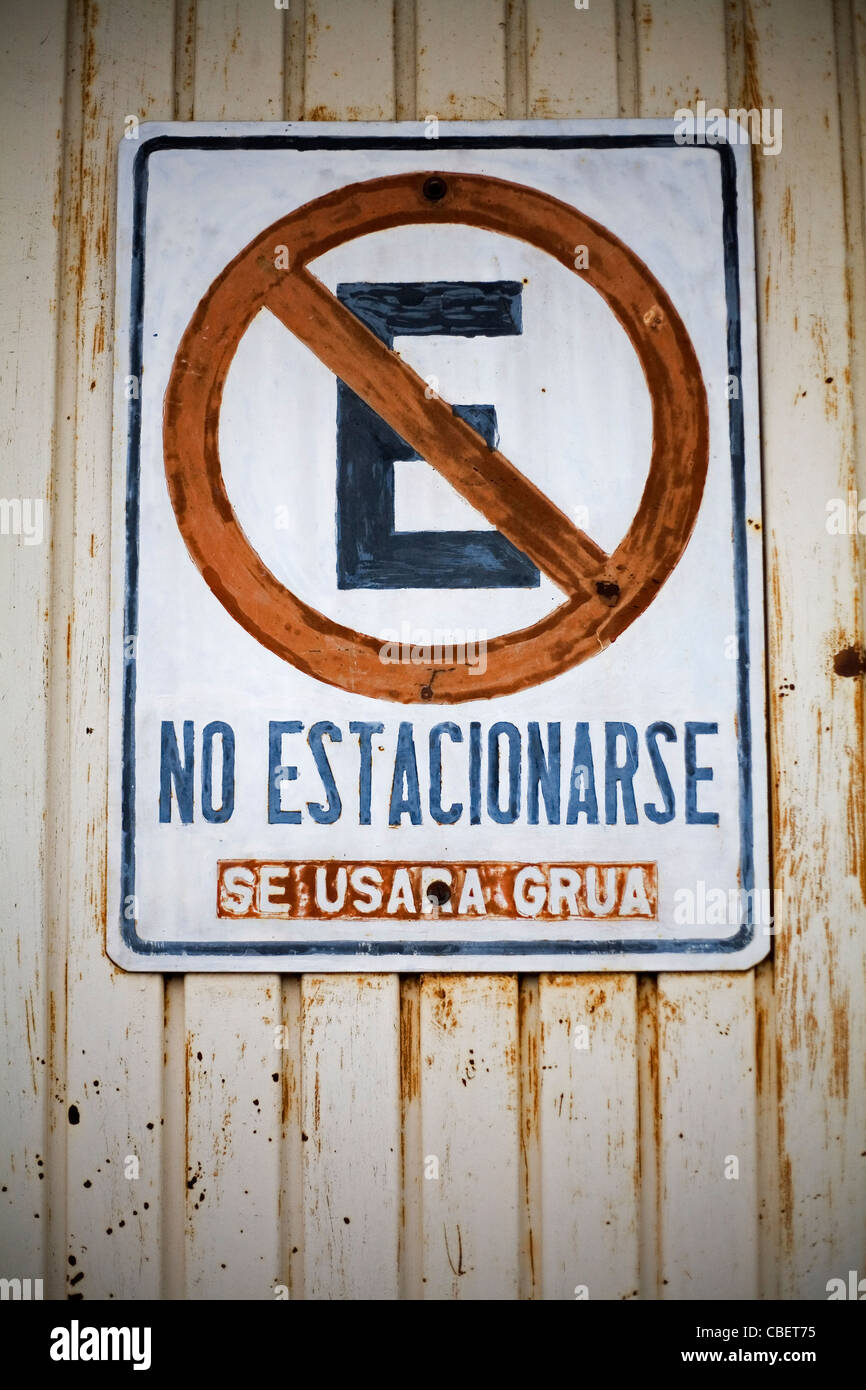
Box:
109 120 769 971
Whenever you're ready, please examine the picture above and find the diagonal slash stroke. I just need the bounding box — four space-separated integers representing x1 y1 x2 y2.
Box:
266 267 608 600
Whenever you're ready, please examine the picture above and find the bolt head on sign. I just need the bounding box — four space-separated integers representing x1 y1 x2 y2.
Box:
109 120 769 972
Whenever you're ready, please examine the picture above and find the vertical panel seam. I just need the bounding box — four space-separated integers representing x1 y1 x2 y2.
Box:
160 976 186 1298
286 0 305 121
726 0 780 1301
637 975 660 1299
164 0 196 1305
615 0 639 118
395 0 417 123
174 0 196 122
505 0 527 120
517 975 539 1299
397 0 419 1301
834 0 866 505
46 0 90 1300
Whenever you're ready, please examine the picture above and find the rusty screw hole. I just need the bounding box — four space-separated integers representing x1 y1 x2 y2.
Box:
426 881 451 907
423 176 448 202
643 304 665 331
595 579 620 606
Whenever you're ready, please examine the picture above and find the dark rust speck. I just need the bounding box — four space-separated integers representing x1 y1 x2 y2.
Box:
422 176 448 202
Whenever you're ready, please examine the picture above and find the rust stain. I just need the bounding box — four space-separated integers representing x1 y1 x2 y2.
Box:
658 992 684 1025
845 632 866 905
775 1061 794 1255
807 315 839 423
305 104 337 121
281 1060 291 1129
306 5 319 49
399 984 420 1104
518 980 539 1296
781 186 796 255
431 983 457 1034
754 998 765 1072
530 91 555 118
397 980 420 1270
637 976 661 1265
824 932 849 1099
584 985 608 1016
741 1 764 218
833 644 866 677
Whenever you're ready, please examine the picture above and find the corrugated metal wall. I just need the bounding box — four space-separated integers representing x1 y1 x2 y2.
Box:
1 0 864 1300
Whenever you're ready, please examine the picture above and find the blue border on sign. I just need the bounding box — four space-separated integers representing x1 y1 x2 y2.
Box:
120 132 757 959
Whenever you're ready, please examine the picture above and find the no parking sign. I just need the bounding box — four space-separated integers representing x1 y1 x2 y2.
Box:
109 120 769 971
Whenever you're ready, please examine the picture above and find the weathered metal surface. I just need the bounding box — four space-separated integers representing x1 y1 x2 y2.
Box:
656 974 759 1299
0 0 66 1292
535 974 641 1300
744 0 866 1299
416 974 521 1297
634 0 764 1306
51 0 175 1302
1 0 864 1302
300 975 401 1299
184 977 282 1299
